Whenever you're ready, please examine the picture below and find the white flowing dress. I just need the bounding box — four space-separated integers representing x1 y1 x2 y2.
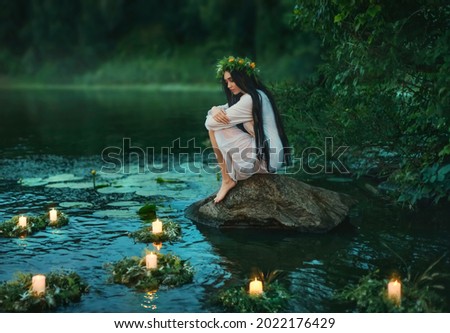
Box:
205 90 284 181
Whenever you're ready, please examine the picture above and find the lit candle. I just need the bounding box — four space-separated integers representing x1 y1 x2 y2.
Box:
32 274 46 295
387 279 402 305
18 215 27 227
49 208 58 222
152 219 163 234
249 278 263 296
146 252 157 269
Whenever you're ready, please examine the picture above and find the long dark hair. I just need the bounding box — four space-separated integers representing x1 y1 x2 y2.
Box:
221 70 291 169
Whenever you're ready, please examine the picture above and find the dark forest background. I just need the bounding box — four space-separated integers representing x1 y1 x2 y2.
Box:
0 0 449 208
0 0 319 83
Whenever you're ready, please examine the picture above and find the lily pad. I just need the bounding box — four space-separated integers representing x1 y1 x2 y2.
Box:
59 202 94 209
46 182 92 189
46 174 84 183
96 186 137 194
107 201 141 207
92 209 138 219
19 178 49 187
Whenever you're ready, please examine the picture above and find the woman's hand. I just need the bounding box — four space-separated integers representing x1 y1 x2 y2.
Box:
211 107 230 124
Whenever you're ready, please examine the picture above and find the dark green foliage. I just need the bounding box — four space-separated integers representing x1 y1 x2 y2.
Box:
106 253 194 291
129 220 182 243
155 177 185 184
285 0 450 207
137 203 157 221
0 271 89 312
215 281 290 313
0 0 313 83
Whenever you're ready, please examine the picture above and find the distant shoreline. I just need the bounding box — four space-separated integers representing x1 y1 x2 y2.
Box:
0 81 220 92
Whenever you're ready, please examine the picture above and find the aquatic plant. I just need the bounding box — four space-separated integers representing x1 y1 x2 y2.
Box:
137 203 157 220
156 177 184 184
91 169 96 189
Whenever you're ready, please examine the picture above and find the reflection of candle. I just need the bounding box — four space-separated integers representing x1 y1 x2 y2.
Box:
49 208 58 222
249 278 263 296
152 219 162 234
18 216 27 227
153 242 162 251
387 279 402 305
32 274 46 295
146 252 157 269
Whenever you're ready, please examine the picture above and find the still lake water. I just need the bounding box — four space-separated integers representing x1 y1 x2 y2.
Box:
0 88 449 312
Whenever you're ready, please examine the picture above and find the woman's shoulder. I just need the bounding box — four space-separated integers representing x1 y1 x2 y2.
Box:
238 93 253 104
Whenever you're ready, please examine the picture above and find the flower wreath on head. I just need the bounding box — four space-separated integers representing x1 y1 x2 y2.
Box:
216 56 259 79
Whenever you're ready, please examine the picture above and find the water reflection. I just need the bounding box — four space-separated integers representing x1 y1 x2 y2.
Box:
0 89 221 156
195 223 356 274
142 290 158 311
1 89 449 312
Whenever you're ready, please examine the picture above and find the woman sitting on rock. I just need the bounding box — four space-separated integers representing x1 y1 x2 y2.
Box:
205 56 291 203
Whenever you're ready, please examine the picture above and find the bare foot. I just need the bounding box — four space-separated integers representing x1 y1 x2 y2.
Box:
214 179 237 203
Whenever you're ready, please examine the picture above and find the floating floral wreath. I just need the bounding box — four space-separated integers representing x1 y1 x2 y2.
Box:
0 213 69 238
0 271 89 312
0 215 47 238
106 253 194 291
43 211 69 228
214 281 290 313
129 220 182 243
216 56 259 79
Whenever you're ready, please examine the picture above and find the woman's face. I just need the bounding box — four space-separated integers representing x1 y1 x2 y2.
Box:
224 71 243 95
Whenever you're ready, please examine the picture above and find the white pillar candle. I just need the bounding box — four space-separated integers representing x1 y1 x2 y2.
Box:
249 278 263 296
18 216 27 227
152 219 163 234
49 208 58 222
32 274 46 295
146 252 157 269
387 279 402 305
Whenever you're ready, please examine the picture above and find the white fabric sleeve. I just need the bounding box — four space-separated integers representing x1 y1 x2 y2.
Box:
205 94 253 130
206 103 229 116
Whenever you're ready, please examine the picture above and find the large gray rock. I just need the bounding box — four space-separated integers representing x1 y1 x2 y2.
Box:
185 174 356 233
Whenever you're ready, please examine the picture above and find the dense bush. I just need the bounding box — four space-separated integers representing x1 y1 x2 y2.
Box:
280 0 450 207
